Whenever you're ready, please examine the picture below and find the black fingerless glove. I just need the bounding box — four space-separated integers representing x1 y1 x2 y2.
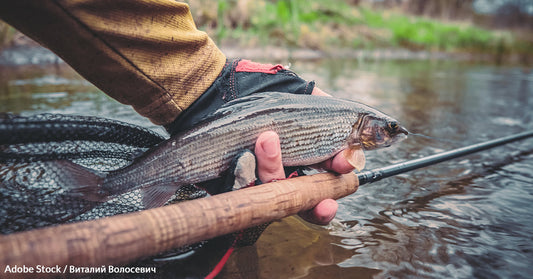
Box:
165 59 315 136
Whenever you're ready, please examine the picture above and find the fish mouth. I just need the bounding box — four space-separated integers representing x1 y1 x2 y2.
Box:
393 126 409 144
399 126 409 136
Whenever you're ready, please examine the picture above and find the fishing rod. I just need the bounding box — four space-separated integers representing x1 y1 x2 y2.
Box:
357 129 533 185
0 130 531 278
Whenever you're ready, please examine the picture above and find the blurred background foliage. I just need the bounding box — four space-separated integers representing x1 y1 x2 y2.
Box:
1 0 532 62
183 0 533 61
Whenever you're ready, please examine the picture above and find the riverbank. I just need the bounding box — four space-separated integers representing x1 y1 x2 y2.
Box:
220 45 508 63
1 1 532 64
190 0 533 64
0 42 521 68
0 44 504 68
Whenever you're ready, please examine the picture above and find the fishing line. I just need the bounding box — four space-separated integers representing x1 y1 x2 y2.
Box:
408 131 462 145
357 130 533 185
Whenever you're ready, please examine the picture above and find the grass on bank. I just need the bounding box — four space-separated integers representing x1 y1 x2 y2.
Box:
192 0 531 60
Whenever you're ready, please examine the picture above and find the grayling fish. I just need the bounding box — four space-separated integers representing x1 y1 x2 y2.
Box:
61 92 408 207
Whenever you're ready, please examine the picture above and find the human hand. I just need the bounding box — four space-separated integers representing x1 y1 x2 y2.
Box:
254 89 356 225
309 87 356 174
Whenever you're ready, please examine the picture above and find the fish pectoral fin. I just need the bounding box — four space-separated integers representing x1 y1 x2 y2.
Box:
51 160 108 202
229 150 257 190
343 146 366 172
195 150 258 195
142 184 180 209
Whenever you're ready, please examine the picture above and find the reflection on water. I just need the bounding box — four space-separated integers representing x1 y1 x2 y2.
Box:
224 59 533 279
1 53 532 278
0 63 163 133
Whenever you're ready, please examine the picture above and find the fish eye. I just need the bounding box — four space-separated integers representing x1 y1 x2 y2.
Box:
388 121 398 130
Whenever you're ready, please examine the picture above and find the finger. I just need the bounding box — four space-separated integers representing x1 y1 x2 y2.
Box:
311 87 331 96
309 88 345 224
257 89 346 226
318 152 355 174
256 131 339 225
298 199 338 225
255 131 286 182
311 87 357 173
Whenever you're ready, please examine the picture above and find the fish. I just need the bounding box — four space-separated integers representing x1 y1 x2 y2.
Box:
59 92 408 208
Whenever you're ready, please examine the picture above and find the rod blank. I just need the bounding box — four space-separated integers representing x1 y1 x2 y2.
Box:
357 130 533 185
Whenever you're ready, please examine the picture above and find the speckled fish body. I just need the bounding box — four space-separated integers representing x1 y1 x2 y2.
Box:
68 92 407 206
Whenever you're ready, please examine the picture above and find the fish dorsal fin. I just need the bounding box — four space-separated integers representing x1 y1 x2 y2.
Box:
210 92 294 117
182 92 296 139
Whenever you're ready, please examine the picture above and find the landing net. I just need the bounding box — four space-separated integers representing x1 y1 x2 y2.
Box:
0 113 207 235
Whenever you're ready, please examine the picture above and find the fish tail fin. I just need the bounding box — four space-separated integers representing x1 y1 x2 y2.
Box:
51 160 108 202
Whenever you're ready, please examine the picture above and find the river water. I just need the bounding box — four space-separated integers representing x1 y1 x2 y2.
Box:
1 49 532 279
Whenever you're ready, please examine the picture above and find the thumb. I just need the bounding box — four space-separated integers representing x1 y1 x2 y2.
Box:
255 131 286 182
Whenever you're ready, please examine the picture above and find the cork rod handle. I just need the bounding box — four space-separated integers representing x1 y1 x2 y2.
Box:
0 172 358 277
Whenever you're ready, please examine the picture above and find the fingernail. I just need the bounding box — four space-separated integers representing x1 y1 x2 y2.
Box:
261 135 279 158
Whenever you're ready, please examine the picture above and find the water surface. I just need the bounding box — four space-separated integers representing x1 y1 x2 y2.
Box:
1 50 532 279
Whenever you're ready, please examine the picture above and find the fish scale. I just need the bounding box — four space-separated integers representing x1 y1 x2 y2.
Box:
65 92 406 207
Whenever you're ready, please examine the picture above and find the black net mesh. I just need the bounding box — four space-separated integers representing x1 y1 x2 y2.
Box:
0 113 165 164
0 113 208 235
